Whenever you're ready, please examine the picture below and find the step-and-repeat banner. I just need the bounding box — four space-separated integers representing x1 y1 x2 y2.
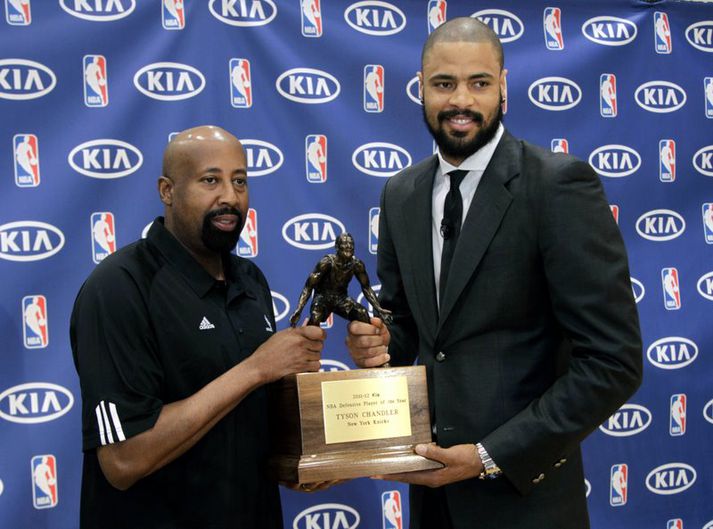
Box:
1 1 712 528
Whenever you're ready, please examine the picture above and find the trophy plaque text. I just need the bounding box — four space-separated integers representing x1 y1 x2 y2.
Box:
268 365 442 483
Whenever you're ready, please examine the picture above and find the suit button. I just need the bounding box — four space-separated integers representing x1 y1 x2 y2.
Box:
559 458 567 464
531 473 545 484
436 351 446 362
554 462 561 468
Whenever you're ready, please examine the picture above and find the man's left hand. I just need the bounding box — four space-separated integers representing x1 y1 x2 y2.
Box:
373 443 483 488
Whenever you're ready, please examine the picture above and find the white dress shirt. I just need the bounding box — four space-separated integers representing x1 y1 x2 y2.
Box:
432 123 504 306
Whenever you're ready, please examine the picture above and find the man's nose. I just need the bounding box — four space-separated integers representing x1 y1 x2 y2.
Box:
218 180 240 206
448 83 475 108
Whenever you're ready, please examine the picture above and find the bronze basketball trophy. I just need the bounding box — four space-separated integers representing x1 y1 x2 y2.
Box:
268 233 441 483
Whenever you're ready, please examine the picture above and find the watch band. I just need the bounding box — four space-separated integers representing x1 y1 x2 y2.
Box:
476 442 502 480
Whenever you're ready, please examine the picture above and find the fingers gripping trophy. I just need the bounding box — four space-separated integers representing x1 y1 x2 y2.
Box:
268 233 439 484
288 232 392 328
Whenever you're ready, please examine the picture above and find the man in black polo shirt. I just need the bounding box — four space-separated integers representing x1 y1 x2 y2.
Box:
70 126 325 528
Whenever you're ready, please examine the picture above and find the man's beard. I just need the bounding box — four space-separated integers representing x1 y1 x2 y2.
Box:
423 101 503 161
201 207 243 253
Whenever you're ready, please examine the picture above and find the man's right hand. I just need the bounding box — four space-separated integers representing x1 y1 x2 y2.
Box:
346 317 390 368
249 326 325 382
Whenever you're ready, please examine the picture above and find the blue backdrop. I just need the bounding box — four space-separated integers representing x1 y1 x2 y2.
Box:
1 1 712 528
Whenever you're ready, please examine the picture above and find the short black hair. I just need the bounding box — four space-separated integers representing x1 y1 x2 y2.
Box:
422 17 504 69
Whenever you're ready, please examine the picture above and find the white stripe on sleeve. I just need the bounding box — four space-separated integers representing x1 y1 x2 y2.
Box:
108 402 126 442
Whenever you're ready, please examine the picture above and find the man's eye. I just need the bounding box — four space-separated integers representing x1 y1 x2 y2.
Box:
203 177 217 184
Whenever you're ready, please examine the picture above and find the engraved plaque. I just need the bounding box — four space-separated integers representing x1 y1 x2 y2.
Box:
322 377 411 444
268 366 442 484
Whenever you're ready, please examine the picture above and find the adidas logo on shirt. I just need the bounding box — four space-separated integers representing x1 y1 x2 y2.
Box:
199 317 215 330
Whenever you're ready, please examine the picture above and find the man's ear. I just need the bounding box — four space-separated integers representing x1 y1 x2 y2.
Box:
158 176 173 206
417 71 424 101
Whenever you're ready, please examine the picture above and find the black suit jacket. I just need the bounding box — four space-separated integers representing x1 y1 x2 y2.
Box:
377 131 642 529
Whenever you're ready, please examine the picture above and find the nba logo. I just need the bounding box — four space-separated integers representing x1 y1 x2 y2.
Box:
230 59 252 108
237 208 258 257
22 295 48 349
600 74 617 118
162 0 185 30
667 519 683 529
382 490 403 529
654 12 672 54
83 55 109 107
661 267 681 310
551 139 568 154
369 207 380 254
5 0 31 25
544 7 564 50
31 455 58 509
91 212 116 264
427 0 446 34
320 313 333 329
670 394 686 436
364 65 385 113
13 133 40 187
609 205 619 224
305 134 327 183
300 0 322 37
705 78 713 119
703 203 713 244
659 140 676 182
609 464 628 506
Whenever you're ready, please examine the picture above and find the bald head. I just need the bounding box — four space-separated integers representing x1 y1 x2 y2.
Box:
422 17 504 69
162 125 243 182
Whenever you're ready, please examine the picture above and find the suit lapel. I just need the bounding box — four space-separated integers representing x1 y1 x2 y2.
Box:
437 132 520 331
398 156 439 341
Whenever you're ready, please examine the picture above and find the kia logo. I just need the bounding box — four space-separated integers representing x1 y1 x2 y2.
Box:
0 59 57 100
588 145 641 177
647 337 698 370
241 139 284 177
630 277 645 303
599 404 652 437
344 1 406 36
271 291 290 322
352 142 412 177
0 382 74 424
645 463 696 495
635 209 685 241
693 145 713 177
293 503 360 529
320 359 351 372
68 139 143 179
59 0 136 21
635 81 687 113
282 213 346 250
209 0 277 26
471 9 524 43
528 77 582 111
276 68 341 104
685 21 713 52
581 16 637 46
134 62 206 101
0 221 65 262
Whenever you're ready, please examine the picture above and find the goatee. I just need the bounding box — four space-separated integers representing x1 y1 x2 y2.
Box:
423 102 503 161
201 207 243 253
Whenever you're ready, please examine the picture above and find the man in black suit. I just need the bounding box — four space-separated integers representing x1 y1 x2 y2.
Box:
346 18 642 529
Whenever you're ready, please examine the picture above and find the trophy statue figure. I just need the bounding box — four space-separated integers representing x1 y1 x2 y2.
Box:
269 233 440 484
289 232 392 327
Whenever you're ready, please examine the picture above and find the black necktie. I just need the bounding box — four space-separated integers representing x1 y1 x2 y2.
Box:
439 169 468 303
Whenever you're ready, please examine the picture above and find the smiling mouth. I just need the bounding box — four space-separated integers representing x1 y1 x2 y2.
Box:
211 215 239 231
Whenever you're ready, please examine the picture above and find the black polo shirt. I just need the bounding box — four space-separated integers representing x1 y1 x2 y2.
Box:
70 217 282 529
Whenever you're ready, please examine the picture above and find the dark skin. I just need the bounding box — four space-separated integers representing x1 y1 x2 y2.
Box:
289 234 392 327
348 20 504 486
96 126 331 493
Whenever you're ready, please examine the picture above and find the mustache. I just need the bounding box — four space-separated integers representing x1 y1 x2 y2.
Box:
204 207 242 224
437 109 484 124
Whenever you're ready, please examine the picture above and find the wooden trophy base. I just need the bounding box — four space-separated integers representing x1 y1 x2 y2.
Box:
268 365 442 484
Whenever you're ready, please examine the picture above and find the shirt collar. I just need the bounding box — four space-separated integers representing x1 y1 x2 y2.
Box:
437 123 505 176
147 217 241 298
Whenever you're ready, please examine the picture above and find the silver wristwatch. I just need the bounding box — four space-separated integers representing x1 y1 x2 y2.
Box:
476 442 502 480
